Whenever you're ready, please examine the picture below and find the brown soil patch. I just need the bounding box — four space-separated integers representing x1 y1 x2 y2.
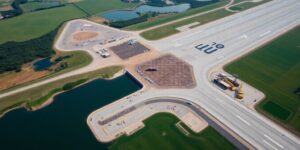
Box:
88 16 107 24
0 5 13 11
72 31 99 41
0 64 49 91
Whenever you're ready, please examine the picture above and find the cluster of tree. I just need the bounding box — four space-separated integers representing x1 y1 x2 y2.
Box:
121 0 140 3
0 0 27 19
53 62 68 72
0 29 57 73
146 0 169 7
108 12 158 28
31 3 65 12
295 87 300 96
173 0 219 8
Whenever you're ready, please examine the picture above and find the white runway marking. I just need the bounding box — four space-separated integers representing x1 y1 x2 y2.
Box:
172 30 203 42
236 115 251 126
264 134 284 149
238 34 248 39
174 43 182 47
263 140 278 150
259 30 271 37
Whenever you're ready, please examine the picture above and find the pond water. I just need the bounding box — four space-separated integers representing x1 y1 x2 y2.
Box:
33 57 53 71
0 74 141 150
102 3 191 21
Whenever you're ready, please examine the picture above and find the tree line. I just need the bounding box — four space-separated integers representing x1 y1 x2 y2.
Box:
0 29 57 73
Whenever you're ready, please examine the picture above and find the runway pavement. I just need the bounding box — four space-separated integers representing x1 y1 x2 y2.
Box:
94 0 300 149
151 0 300 149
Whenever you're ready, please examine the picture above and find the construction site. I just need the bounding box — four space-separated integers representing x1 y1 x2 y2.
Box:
136 54 196 88
211 71 264 109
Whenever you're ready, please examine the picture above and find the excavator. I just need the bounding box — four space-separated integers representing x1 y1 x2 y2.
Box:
223 78 236 91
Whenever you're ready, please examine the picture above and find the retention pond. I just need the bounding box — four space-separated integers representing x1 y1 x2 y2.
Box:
0 74 141 149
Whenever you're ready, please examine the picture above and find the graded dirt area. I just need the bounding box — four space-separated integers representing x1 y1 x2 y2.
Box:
72 31 99 41
0 64 48 91
0 5 13 11
137 54 196 88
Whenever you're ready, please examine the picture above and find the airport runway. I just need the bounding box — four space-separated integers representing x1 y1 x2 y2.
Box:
96 0 300 149
151 0 300 149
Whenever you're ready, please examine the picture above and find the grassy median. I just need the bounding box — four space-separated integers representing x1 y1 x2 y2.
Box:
225 26 300 134
140 0 271 40
110 113 237 150
125 0 230 31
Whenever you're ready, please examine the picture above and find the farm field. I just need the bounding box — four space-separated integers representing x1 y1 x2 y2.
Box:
74 0 138 15
0 4 86 44
20 1 64 12
110 113 237 150
140 0 271 40
225 26 300 134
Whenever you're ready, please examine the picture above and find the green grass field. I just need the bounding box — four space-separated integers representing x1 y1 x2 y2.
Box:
20 1 64 12
225 27 300 133
75 0 138 15
110 113 237 150
0 4 86 44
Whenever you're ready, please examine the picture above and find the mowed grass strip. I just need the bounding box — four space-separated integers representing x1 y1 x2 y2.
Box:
225 27 300 133
140 8 234 40
110 113 237 150
140 0 271 40
0 4 86 44
124 0 230 31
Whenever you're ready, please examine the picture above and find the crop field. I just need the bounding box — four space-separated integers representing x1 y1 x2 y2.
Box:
74 0 138 15
0 4 86 44
225 26 300 133
110 113 237 150
20 1 64 12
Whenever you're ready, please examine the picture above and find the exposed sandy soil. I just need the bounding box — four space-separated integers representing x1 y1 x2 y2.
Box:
0 64 49 91
88 16 107 24
0 5 13 11
72 31 99 41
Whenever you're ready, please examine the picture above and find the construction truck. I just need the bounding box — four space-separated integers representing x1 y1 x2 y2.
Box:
235 84 244 99
223 78 236 91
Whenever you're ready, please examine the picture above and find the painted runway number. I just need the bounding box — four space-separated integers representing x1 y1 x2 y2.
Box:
195 42 225 54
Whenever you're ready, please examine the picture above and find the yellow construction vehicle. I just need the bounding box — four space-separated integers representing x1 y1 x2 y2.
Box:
236 84 244 99
223 78 236 91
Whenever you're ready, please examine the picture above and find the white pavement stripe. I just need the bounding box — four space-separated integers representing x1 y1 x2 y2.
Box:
172 30 203 42
238 34 248 39
264 134 284 149
259 30 271 37
235 115 251 126
263 140 278 150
